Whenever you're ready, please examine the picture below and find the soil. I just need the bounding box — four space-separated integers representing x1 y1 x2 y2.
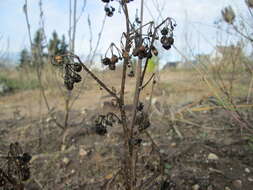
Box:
0 70 253 190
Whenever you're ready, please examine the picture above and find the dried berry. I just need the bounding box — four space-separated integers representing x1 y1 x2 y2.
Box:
161 36 174 49
95 124 107 136
132 48 139 57
104 5 115 17
246 0 253 8
109 63 116 70
160 36 168 45
128 70 134 77
102 57 111 65
72 73 82 83
110 55 119 64
162 44 171 50
137 102 144 111
64 80 74 91
167 36 174 45
138 45 146 52
21 153 32 164
161 27 169 36
72 63 82 72
221 6 235 24
151 46 158 56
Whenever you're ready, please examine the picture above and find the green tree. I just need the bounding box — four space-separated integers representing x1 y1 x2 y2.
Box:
49 31 68 56
49 31 61 55
59 35 68 55
19 48 31 68
32 29 45 68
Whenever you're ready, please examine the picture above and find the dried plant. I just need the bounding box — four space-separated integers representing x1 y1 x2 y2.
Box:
52 0 176 189
0 142 32 190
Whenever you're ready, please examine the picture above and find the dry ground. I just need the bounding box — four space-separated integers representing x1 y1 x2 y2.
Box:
0 68 253 190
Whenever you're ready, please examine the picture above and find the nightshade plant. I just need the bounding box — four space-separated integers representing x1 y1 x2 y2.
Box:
52 0 176 189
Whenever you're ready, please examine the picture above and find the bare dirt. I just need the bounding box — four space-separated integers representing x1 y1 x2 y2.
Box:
0 70 253 190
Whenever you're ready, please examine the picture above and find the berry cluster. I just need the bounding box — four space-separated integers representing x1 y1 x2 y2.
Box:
102 55 120 70
102 43 122 70
64 63 82 91
104 5 115 17
101 0 134 17
160 27 175 50
52 55 83 91
94 113 121 136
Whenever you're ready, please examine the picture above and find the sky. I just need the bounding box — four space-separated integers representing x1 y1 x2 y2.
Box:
0 0 250 64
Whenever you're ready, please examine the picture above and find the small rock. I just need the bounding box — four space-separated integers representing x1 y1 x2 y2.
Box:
207 185 213 190
225 187 231 190
79 148 88 157
81 108 87 115
192 184 200 190
248 177 253 182
171 142 177 147
62 157 70 166
160 149 165 154
61 145 66 151
71 169 75 174
245 168 250 173
0 82 10 94
46 117 53 123
232 179 242 189
208 153 219 161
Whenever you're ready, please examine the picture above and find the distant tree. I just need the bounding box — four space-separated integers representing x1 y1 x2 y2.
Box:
59 35 68 55
32 29 45 67
49 31 61 55
19 48 31 68
49 31 68 56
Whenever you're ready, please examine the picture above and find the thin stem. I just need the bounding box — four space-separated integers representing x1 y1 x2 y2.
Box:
74 55 119 100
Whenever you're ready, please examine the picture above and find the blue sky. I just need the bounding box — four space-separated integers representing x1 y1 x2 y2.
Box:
0 0 249 63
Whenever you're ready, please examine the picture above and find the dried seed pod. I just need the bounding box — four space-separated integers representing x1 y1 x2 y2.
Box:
221 6 235 24
110 55 119 64
151 46 158 56
246 0 253 8
72 63 82 72
161 27 169 36
102 57 111 65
